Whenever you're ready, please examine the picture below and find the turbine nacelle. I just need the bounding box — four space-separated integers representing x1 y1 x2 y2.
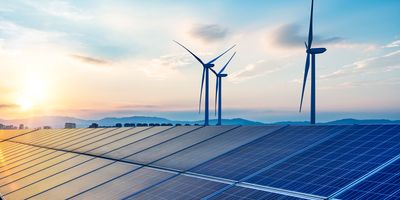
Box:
306 48 326 54
218 74 228 77
205 63 215 68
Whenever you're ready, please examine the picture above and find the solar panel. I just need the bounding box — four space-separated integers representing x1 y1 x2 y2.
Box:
152 126 284 171
0 153 77 187
209 186 307 200
69 167 176 200
121 126 238 165
82 126 171 156
246 125 400 197
191 125 345 180
102 126 201 160
130 174 228 200
0 129 34 141
28 162 140 199
335 156 400 199
0 154 95 197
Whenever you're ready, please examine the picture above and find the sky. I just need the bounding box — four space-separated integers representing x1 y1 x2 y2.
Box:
0 0 399 123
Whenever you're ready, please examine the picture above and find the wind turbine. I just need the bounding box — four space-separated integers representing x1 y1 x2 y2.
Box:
299 0 327 124
210 52 236 126
174 41 235 126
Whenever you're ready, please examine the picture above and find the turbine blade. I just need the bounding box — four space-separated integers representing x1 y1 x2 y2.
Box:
304 41 308 49
207 44 236 64
209 67 218 75
199 68 206 113
219 52 236 74
299 53 311 112
308 0 314 48
174 40 204 65
215 77 219 116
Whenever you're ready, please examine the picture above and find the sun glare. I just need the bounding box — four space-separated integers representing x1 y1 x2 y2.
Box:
16 75 49 111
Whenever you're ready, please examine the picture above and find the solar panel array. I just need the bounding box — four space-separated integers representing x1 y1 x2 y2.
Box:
0 124 399 199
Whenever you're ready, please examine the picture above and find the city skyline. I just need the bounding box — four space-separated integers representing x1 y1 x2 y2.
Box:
0 0 399 122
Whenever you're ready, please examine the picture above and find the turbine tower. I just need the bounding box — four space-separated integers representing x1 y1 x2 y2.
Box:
174 41 235 126
299 0 327 124
210 52 236 126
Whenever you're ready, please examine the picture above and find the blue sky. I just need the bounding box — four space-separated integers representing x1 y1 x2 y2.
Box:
0 0 399 122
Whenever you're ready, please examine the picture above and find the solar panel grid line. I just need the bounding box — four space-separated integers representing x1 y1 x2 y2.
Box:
0 150 67 181
241 125 354 182
24 159 133 199
68 127 240 199
152 125 288 171
191 125 346 182
302 125 398 195
0 148 57 172
234 182 326 200
4 158 114 199
0 129 39 142
73 126 157 153
0 128 175 192
101 126 204 160
42 128 116 149
11 128 73 145
58 127 137 150
64 127 240 199
0 142 34 156
199 125 352 200
69 167 177 200
0 144 46 165
244 125 400 197
329 128 400 199
1 156 101 197
13 128 86 147
78 126 178 155
29 128 108 148
138 126 241 166
0 153 78 187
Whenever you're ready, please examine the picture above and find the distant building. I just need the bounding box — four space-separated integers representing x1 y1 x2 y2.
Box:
19 124 24 129
89 123 99 128
43 126 52 129
65 123 77 129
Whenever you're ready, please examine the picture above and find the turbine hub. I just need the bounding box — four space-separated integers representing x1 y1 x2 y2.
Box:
205 63 215 68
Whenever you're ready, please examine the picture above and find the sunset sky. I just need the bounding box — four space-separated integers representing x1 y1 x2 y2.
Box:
0 0 399 122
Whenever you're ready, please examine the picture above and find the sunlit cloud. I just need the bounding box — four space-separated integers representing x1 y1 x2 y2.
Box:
71 54 112 66
229 60 286 83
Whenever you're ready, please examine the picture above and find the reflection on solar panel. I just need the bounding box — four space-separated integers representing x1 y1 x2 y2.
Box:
1 124 400 199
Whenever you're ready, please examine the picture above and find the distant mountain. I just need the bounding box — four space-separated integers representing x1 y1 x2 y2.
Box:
324 118 400 125
1 116 399 129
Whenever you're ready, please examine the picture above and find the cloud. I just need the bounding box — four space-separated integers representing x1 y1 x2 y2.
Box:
229 60 285 83
268 23 343 48
321 50 400 79
0 104 18 110
72 54 111 65
23 0 91 21
190 24 229 42
384 40 400 48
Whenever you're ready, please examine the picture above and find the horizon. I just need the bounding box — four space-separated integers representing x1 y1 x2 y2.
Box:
0 0 399 122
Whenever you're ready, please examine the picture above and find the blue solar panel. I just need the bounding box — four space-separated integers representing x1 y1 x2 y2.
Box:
191 125 344 180
335 157 400 200
70 167 175 199
122 126 237 165
129 175 228 200
152 126 284 171
210 186 306 200
246 125 400 197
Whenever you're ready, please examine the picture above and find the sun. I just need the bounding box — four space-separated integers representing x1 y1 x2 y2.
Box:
16 75 49 111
